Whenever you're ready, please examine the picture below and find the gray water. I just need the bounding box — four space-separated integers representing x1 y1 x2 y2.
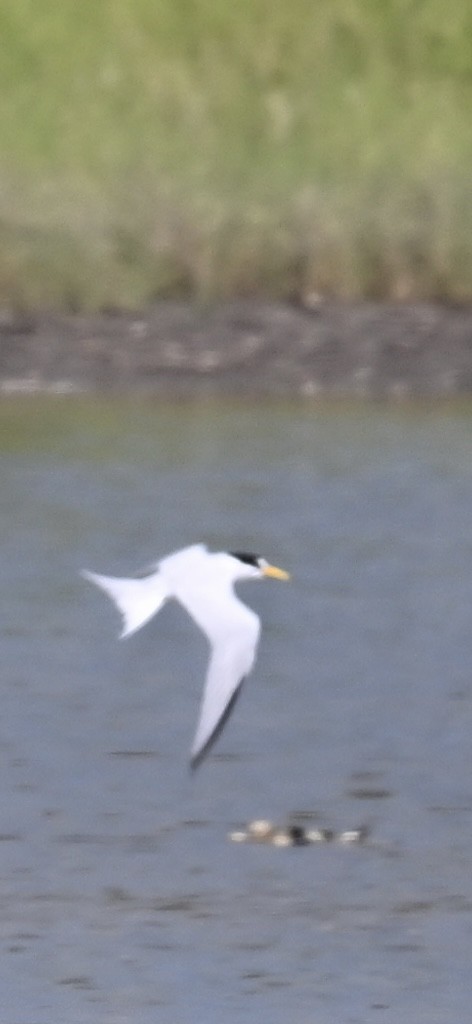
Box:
2 398 472 1023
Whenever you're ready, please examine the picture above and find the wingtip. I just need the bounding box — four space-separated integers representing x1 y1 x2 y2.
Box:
189 751 202 773
80 569 95 582
189 739 212 772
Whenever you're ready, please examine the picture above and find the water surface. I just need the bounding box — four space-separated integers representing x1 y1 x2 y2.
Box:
1 398 472 1023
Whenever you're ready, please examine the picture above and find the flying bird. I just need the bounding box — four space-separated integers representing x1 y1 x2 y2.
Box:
81 544 290 769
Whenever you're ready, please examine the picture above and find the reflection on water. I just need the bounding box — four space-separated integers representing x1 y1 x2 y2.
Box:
1 398 472 1023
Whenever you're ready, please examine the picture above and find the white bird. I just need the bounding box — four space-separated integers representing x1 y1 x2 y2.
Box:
81 544 290 769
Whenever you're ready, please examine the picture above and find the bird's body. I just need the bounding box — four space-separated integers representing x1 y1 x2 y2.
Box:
81 544 289 768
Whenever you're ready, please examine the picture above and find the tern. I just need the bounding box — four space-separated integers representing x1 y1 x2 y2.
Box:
81 544 290 769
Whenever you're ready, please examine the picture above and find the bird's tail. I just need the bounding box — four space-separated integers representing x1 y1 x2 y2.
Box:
81 568 168 639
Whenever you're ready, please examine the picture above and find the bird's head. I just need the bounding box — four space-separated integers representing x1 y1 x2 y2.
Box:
229 551 290 582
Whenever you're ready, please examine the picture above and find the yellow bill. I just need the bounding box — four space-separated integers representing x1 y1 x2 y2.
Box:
262 563 291 581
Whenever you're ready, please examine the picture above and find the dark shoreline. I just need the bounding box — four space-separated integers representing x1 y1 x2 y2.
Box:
1 300 472 398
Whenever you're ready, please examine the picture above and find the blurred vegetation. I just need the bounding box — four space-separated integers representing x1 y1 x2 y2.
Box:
0 0 471 308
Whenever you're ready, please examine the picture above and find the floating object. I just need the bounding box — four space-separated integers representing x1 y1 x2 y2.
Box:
304 827 335 843
82 544 289 769
247 819 275 839
228 820 369 847
337 825 369 844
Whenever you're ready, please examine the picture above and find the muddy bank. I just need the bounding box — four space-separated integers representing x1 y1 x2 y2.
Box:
1 300 472 398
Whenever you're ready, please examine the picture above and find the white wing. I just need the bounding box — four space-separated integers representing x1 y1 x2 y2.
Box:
189 610 260 769
81 568 168 638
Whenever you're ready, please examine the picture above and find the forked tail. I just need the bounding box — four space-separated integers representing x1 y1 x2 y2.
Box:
81 568 168 638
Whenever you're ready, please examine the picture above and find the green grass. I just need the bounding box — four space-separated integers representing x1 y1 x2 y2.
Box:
0 0 471 308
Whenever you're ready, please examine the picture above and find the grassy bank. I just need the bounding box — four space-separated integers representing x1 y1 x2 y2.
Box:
1 0 472 308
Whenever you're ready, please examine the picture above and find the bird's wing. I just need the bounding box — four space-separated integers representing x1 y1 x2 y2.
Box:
81 568 168 638
190 612 260 769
